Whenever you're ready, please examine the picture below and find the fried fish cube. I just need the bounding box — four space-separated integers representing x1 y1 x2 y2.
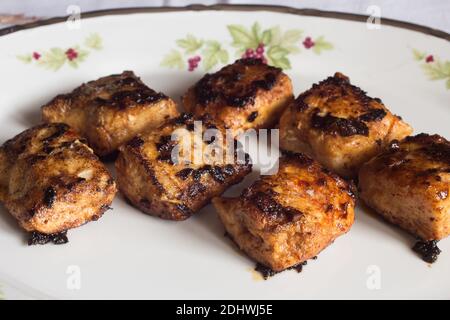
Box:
0 123 117 236
212 152 355 271
359 133 450 241
115 113 252 221
42 71 179 157
279 72 413 178
183 58 293 137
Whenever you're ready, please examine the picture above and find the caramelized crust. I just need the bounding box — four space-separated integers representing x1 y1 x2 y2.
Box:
359 133 450 240
0 123 117 234
183 58 293 137
213 152 355 271
115 114 252 221
42 71 179 156
279 72 412 178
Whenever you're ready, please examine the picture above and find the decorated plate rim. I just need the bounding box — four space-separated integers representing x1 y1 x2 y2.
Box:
0 4 449 41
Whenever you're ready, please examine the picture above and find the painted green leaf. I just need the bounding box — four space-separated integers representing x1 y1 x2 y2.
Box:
176 34 203 54
251 22 262 44
217 49 229 64
284 45 300 54
281 29 303 46
227 25 254 48
272 57 291 70
261 30 272 45
312 36 333 54
203 40 229 71
267 46 291 69
84 33 102 50
17 54 32 63
412 48 426 61
161 49 184 70
443 61 450 74
422 59 450 80
268 26 282 46
38 48 66 71
267 46 289 60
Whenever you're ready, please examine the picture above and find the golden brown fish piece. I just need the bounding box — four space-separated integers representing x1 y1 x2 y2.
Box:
183 58 293 137
359 133 450 242
213 152 355 272
279 72 412 178
42 71 179 157
0 123 117 241
115 113 252 221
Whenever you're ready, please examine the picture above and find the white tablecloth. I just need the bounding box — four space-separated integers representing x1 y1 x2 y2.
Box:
0 0 449 33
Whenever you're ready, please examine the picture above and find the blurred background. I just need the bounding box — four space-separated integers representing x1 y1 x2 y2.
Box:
0 0 449 33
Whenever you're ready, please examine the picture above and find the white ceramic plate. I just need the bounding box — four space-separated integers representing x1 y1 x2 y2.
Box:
0 5 449 300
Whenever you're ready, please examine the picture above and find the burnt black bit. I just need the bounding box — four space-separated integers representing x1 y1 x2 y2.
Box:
100 204 113 211
373 97 382 103
193 58 281 107
211 166 226 183
412 240 441 263
176 203 193 217
255 263 278 280
175 168 194 180
28 207 37 217
223 164 235 176
173 113 194 125
225 94 254 107
156 135 177 163
28 231 69 246
358 108 387 122
127 136 144 148
375 139 382 147
177 163 240 183
317 178 327 186
340 202 350 214
255 260 309 279
282 150 314 166
238 57 266 66
28 155 47 165
246 191 303 223
252 72 278 91
97 87 167 109
43 187 56 208
311 108 369 137
41 123 69 144
116 76 140 87
100 150 119 162
247 111 258 122
43 144 54 154
294 93 310 112
139 198 152 209
289 261 307 273
185 123 195 131
186 183 207 198
422 142 450 166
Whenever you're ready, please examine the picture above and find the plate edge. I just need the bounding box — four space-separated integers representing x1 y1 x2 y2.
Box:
0 4 449 41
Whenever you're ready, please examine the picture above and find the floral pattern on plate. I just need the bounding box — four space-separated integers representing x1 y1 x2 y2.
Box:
161 22 333 71
413 49 450 89
17 33 102 71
